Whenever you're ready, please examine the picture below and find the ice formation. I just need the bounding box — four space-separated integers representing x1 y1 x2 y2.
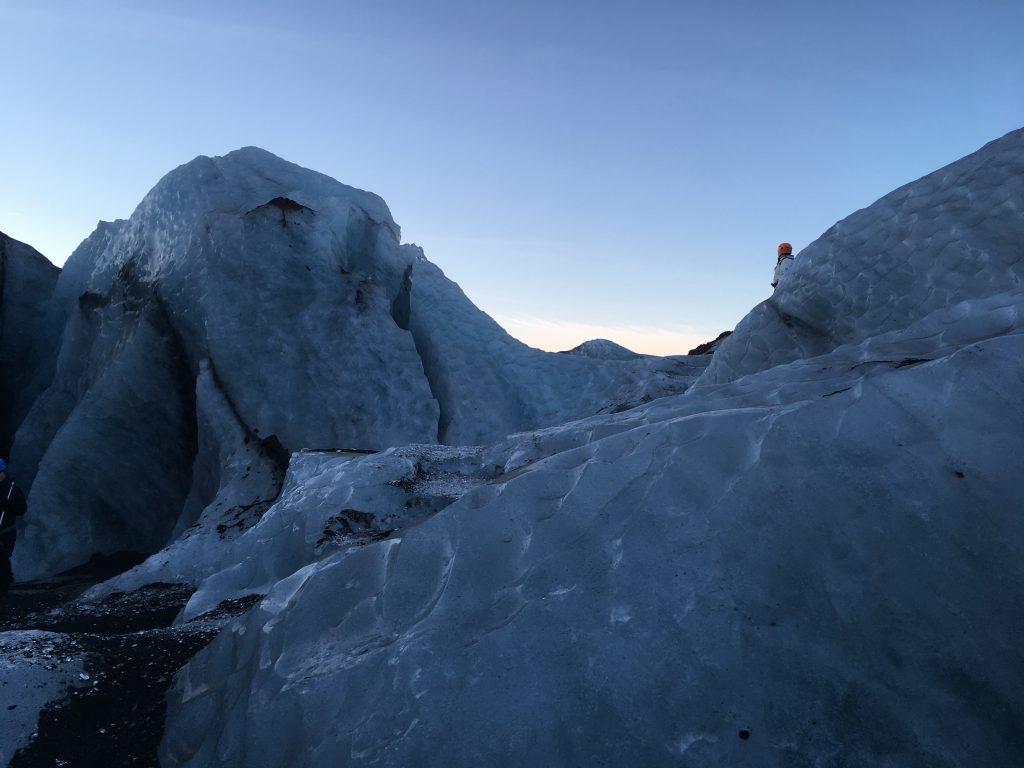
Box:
9 149 703 579
0 233 60 455
704 129 1024 383
4 128 1024 766
155 129 1023 766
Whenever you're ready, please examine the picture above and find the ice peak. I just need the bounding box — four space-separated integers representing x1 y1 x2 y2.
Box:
144 146 398 236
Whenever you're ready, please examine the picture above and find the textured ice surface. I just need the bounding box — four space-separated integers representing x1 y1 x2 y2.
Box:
23 301 197 571
159 130 1024 766
163 299 1024 768
85 443 490 614
11 149 703 579
51 147 439 452
704 127 1024 384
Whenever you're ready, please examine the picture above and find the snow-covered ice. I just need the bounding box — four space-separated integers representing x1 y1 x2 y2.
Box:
561 337 643 360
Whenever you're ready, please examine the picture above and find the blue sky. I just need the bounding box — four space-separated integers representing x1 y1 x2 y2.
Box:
2 1 1022 353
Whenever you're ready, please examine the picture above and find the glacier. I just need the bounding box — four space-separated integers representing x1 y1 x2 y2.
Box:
162 300 1024 767
158 130 1024 767
3 128 1024 766
9 148 703 580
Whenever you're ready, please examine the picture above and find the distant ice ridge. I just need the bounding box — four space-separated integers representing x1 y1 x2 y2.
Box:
561 338 643 360
11 147 705 579
156 129 1024 767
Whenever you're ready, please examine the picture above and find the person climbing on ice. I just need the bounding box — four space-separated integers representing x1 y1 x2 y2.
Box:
772 242 794 289
0 459 28 600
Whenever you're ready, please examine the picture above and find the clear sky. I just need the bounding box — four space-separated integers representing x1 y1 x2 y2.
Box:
2 1 1022 354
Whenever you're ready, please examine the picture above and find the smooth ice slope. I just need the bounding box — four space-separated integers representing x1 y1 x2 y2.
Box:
160 131 1024 767
703 127 1024 384
12 148 703 579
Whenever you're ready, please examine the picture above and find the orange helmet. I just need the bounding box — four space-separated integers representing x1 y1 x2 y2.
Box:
778 242 793 256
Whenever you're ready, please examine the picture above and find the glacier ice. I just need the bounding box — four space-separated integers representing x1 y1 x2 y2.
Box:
154 130 1024 767
164 306 1024 767
704 128 1024 384
6 128 1024 766
10 147 703 579
0 232 60 455
561 338 643 360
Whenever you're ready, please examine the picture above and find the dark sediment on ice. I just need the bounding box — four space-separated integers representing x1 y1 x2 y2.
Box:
1 553 261 767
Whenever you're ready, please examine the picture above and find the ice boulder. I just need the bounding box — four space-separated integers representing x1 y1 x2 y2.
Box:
46 147 441 454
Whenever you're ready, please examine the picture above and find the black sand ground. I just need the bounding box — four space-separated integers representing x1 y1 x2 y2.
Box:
1 554 260 767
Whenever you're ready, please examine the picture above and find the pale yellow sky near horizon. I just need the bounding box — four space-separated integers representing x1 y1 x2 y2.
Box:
495 315 710 357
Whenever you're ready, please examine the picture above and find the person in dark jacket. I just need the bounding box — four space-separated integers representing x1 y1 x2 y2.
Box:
0 458 28 598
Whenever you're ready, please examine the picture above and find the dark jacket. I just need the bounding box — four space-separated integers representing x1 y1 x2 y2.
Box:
0 477 27 555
